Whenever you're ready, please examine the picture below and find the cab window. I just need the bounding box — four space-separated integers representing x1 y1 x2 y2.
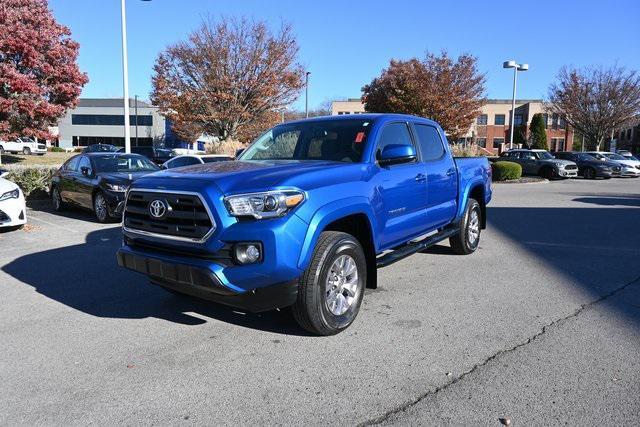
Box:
376 123 414 160
413 124 445 161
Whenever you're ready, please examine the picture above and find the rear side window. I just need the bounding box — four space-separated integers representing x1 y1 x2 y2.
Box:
413 124 445 161
64 156 80 171
168 157 201 168
376 123 414 159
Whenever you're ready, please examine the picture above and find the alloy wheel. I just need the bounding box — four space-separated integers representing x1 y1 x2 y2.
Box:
325 254 360 316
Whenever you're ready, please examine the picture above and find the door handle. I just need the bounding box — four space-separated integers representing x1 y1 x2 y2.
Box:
446 169 456 176
415 173 427 182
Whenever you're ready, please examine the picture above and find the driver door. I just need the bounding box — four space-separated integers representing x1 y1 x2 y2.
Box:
373 122 428 249
519 152 538 174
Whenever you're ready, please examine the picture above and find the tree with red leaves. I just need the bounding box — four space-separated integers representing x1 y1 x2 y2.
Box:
151 17 305 144
0 0 87 141
362 52 486 140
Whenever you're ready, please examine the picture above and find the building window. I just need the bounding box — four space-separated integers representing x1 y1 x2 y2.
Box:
71 114 153 126
495 114 505 125
476 138 486 148
557 138 565 151
514 114 523 125
543 114 550 128
477 114 488 125
558 116 566 129
552 113 559 129
550 138 557 152
627 129 632 140
492 138 505 148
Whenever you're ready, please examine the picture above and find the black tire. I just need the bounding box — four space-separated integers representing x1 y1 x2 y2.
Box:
293 231 366 336
540 166 554 180
93 191 109 223
51 186 65 211
584 167 596 180
449 198 481 255
22 147 31 155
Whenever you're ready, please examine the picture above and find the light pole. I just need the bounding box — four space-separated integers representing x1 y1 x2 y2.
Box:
305 72 311 118
503 60 528 150
120 0 131 153
134 94 139 147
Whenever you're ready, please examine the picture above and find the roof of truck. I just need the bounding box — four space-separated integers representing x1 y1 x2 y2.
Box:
282 113 440 127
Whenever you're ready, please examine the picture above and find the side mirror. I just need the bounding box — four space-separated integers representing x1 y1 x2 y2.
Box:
160 164 168 169
378 144 417 166
80 166 92 177
235 148 245 158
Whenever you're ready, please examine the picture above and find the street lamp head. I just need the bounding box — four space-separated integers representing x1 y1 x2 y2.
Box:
518 63 529 71
503 60 517 69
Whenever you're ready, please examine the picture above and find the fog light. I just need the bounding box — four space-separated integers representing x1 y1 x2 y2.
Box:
234 243 262 264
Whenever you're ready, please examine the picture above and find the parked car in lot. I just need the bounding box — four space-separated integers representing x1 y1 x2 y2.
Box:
584 151 640 177
554 152 621 179
161 154 234 169
0 177 26 230
82 144 121 153
499 149 578 179
117 114 492 335
131 146 176 165
0 137 47 155
51 153 160 222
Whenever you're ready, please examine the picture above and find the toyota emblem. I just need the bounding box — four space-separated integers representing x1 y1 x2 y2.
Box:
149 199 167 219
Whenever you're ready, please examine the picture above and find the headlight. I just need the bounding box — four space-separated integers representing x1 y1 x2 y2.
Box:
224 190 305 219
105 183 128 192
0 188 20 202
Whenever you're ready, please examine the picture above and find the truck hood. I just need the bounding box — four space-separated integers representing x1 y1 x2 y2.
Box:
134 160 365 194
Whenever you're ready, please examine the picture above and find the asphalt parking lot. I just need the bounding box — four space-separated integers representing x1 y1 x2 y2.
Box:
1 178 639 425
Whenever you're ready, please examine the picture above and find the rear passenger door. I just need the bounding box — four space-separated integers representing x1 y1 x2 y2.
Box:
411 123 457 229
59 156 80 205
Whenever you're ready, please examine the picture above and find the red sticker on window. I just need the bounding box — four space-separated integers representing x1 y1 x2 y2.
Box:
355 132 365 143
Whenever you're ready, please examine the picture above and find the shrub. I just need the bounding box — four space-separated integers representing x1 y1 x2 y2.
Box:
491 161 522 181
4 165 57 198
48 146 66 152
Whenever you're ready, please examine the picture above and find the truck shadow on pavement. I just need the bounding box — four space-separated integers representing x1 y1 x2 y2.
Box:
487 205 640 329
2 226 310 335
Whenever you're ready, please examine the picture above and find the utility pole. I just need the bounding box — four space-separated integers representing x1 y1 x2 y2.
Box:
134 94 139 147
120 0 131 153
503 60 529 150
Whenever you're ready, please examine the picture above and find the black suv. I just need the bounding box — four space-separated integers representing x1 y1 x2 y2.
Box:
131 146 175 165
554 152 620 179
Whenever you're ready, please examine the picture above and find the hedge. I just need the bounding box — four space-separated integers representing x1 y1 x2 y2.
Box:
491 161 522 181
3 165 58 198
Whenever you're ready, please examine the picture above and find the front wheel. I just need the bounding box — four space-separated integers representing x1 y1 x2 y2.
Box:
584 167 596 180
51 186 65 211
293 231 366 336
449 198 481 255
22 147 31 155
93 192 109 223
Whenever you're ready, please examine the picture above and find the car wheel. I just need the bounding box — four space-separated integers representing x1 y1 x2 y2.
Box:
293 231 366 336
584 167 596 179
0 146 4 154
93 192 109 223
540 166 554 180
450 198 481 255
51 186 65 211
22 147 31 155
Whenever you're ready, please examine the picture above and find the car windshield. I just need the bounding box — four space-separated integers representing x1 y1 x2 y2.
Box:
575 154 596 161
603 153 626 160
536 151 554 159
93 154 159 173
240 119 373 162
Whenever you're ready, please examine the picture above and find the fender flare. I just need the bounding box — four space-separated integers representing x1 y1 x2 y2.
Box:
297 197 378 270
455 178 486 222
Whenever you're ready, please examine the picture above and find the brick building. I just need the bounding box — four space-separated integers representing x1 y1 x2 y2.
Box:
614 117 640 155
331 99 574 154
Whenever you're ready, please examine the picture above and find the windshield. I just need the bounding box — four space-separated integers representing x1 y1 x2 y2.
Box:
240 119 373 162
536 151 554 159
603 153 626 160
575 154 596 161
93 154 159 173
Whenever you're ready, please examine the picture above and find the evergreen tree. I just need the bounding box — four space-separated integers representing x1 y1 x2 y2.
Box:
529 114 548 150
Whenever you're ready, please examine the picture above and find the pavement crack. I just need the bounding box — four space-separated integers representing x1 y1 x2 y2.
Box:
359 276 640 426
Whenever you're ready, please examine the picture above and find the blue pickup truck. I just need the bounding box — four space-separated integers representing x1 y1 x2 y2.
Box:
117 114 492 335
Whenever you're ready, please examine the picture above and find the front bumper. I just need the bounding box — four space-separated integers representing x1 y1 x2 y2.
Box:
619 168 640 177
103 190 126 216
0 194 27 228
117 247 298 312
558 169 578 178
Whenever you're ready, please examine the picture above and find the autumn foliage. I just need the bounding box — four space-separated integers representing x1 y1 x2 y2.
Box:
362 52 486 140
151 17 305 144
0 0 87 140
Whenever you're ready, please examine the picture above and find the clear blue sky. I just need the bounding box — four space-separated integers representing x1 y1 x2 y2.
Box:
49 0 640 111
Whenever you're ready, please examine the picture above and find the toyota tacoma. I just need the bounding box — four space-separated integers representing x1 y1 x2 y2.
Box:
117 114 492 335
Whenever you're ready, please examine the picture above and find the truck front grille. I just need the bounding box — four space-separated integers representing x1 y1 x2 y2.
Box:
124 190 215 242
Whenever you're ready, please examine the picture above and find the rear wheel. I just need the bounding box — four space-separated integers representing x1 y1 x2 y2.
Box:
450 198 481 255
93 192 109 223
22 147 31 155
293 231 366 335
584 167 596 179
51 186 65 211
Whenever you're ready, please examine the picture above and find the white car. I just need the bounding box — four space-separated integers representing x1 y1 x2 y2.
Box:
0 137 47 155
162 154 234 169
0 177 27 229
585 151 640 177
